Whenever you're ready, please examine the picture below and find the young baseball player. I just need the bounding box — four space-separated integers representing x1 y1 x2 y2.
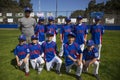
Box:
74 16 88 51
90 16 104 59
59 17 73 57
34 17 45 45
28 35 44 74
42 31 62 75
45 16 58 42
64 32 83 80
83 40 100 80
14 34 30 76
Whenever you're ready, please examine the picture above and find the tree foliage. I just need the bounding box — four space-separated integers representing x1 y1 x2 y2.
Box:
70 0 120 17
0 0 32 13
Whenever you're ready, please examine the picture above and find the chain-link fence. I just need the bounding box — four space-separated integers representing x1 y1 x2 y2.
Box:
0 11 120 25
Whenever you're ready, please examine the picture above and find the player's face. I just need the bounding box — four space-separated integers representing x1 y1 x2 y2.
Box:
25 12 30 17
68 36 75 44
77 19 82 24
19 40 26 45
95 20 101 24
47 35 53 41
87 45 94 51
39 21 44 24
49 21 54 24
32 39 38 44
66 21 71 24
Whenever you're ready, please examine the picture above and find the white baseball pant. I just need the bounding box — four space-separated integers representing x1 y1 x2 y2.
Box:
95 44 102 59
30 56 44 72
46 56 62 71
84 60 99 75
19 59 29 73
66 62 83 76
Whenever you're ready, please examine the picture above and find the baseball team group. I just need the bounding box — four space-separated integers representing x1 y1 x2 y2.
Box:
13 7 104 80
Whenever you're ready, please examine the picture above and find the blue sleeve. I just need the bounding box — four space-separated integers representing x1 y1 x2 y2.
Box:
14 47 18 56
34 25 38 35
26 45 30 54
75 43 82 54
71 24 75 32
60 26 63 34
63 44 69 57
101 26 105 35
44 25 47 33
93 48 99 58
38 44 42 55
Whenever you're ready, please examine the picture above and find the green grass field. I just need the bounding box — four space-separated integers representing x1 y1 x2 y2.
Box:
0 29 120 80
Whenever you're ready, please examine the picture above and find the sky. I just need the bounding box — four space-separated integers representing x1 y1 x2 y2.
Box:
31 0 107 16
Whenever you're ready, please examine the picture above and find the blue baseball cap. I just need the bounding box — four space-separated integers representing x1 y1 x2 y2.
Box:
24 7 32 13
65 17 71 22
48 16 54 21
86 40 94 47
31 35 38 40
68 32 76 37
39 17 44 21
46 31 54 36
95 16 102 21
77 16 83 20
18 34 26 41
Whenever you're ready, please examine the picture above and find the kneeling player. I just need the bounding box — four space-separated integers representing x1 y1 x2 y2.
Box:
42 31 62 75
29 35 44 74
14 35 30 76
83 40 100 80
64 32 83 80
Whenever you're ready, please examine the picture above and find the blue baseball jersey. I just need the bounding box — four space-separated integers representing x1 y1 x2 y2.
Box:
90 24 104 45
28 43 42 59
45 24 58 35
14 44 30 60
34 24 45 42
64 42 82 66
60 24 73 43
74 23 88 45
42 41 58 62
83 47 98 61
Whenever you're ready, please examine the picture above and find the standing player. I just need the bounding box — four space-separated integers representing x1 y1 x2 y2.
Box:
42 31 62 75
18 7 36 43
74 16 88 51
90 16 104 59
34 17 45 45
64 32 83 80
83 40 100 80
45 16 58 42
14 35 30 76
59 17 73 57
29 35 44 74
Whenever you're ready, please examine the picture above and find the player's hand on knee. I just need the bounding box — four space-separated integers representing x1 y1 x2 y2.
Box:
73 59 77 62
17 62 21 66
23 58 27 64
77 59 82 66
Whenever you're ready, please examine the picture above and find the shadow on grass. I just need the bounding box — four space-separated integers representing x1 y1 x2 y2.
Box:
11 58 18 69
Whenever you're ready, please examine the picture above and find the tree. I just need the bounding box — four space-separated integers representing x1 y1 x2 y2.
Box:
70 10 85 18
0 0 22 12
105 0 120 13
19 0 32 9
